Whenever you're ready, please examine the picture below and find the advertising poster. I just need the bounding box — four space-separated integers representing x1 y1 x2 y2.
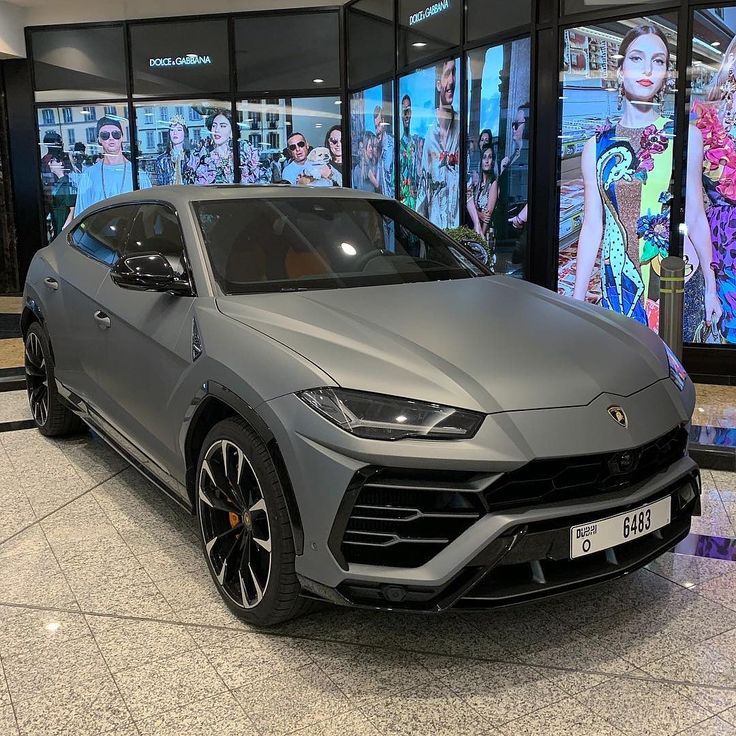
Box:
37 104 136 240
557 16 678 333
238 97 343 187
135 101 233 187
466 37 531 276
399 57 461 229
349 81 395 197
684 8 736 346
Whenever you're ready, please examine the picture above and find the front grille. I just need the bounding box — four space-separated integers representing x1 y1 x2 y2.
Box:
483 425 688 510
334 468 489 568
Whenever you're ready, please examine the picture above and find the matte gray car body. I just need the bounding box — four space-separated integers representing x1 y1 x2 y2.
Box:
22 185 700 613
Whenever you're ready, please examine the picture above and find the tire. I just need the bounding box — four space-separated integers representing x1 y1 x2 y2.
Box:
24 322 84 437
196 417 311 626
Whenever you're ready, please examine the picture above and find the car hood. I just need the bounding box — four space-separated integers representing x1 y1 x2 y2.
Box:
216 277 669 413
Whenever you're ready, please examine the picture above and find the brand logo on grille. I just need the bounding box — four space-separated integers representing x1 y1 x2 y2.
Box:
607 405 628 428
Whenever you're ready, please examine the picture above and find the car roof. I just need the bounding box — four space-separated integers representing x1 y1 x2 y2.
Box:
82 184 390 215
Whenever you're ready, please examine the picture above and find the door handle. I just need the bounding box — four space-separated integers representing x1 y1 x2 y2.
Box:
44 277 59 290
93 310 111 329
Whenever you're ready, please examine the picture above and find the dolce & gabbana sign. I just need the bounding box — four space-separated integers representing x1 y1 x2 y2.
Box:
149 53 213 67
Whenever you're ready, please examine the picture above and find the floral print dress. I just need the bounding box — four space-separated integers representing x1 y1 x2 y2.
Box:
595 116 673 330
693 102 736 343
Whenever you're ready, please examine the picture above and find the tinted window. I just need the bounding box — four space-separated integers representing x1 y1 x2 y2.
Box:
69 205 138 266
31 28 127 102
129 20 230 97
125 204 188 278
235 12 340 92
194 196 489 294
398 0 462 68
348 0 395 88
466 0 531 43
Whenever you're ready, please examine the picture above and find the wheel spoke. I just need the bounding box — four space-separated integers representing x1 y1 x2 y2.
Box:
248 564 264 604
253 535 271 553
249 498 267 514
198 484 239 514
25 363 44 378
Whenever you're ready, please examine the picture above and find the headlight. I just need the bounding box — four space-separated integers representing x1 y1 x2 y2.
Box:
296 388 484 441
664 343 688 391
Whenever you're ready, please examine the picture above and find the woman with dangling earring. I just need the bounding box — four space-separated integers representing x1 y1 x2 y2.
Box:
683 43 736 343
572 25 676 331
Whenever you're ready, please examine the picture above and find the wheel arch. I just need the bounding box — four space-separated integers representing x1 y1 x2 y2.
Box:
182 382 304 554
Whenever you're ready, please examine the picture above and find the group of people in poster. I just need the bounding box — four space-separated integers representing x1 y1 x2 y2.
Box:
563 12 736 346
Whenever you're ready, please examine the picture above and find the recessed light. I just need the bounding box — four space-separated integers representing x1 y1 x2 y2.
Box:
334 100 341 105
412 42 427 48
713 41 721 47
313 78 324 84
341 242 357 256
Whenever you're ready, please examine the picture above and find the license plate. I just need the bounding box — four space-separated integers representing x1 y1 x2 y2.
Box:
570 496 671 559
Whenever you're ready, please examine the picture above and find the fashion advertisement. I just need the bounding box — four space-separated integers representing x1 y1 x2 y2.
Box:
399 57 461 230
237 97 343 187
349 82 395 197
466 37 530 277
557 16 678 333
37 104 142 241
684 8 736 346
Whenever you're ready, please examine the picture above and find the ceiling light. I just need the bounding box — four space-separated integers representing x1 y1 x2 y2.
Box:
413 42 427 48
334 100 341 105
313 78 324 84
315 123 323 128
341 242 357 256
713 41 721 47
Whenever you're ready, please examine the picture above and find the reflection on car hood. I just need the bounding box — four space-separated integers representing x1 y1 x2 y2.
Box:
216 276 669 413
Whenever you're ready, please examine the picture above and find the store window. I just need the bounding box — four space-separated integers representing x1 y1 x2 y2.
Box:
466 37 531 278
37 104 134 242
466 0 531 44
348 0 395 89
235 12 340 93
236 97 343 186
31 27 127 102
129 19 230 97
134 100 233 187
398 0 462 69
398 57 461 229
350 81 395 197
683 6 736 347
557 15 678 334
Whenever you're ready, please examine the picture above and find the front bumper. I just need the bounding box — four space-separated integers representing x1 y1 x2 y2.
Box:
261 378 698 611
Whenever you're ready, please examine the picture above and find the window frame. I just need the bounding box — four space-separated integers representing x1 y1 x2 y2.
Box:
67 203 141 267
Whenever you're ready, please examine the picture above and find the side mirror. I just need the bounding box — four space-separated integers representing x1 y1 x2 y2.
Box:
460 239 495 273
110 252 192 295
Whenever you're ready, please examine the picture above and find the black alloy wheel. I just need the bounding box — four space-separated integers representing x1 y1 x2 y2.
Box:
25 329 48 426
24 323 83 437
196 417 312 625
198 437 273 609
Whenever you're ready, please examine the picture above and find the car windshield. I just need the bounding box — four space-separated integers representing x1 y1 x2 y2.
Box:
193 196 490 294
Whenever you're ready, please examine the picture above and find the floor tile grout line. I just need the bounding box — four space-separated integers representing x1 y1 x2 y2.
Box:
0 659 22 736
0 467 128 548
5 597 736 702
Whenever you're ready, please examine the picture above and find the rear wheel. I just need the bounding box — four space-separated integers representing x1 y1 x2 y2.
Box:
24 322 84 437
196 417 310 626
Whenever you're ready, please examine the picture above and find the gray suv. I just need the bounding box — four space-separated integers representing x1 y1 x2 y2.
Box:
22 186 700 626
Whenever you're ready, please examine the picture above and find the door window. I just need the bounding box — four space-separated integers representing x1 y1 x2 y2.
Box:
69 205 138 266
125 204 189 279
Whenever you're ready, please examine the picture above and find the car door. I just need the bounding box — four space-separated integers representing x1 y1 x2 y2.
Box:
41 205 138 405
93 202 196 477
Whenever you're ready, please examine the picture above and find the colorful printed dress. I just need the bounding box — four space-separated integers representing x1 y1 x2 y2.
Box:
693 102 736 343
595 116 673 330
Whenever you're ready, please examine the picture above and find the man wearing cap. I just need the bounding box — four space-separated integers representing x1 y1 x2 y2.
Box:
74 116 151 216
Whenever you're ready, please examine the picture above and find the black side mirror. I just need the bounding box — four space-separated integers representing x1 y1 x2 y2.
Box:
110 252 192 295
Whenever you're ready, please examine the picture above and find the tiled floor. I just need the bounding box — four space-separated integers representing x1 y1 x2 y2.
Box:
0 297 22 371
2 401 736 734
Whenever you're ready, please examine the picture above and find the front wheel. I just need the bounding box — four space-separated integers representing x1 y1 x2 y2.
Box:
196 417 309 626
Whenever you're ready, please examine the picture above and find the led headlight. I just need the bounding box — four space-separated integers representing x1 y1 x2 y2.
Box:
664 343 688 391
297 388 484 441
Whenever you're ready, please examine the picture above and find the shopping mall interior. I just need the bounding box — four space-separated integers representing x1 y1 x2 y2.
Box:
3 0 736 734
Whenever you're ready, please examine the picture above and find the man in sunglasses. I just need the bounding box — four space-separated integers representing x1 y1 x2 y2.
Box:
282 131 340 187
74 116 151 217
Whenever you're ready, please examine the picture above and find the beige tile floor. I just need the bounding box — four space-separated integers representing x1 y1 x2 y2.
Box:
2 407 736 734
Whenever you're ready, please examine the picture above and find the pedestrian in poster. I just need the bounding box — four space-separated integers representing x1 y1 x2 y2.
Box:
399 94 422 208
466 143 498 241
324 125 343 174
155 115 194 186
190 109 235 185
416 59 460 229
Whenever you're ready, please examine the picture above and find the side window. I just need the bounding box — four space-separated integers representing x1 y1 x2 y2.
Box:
125 204 188 278
69 205 138 266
